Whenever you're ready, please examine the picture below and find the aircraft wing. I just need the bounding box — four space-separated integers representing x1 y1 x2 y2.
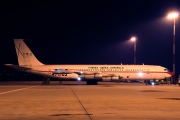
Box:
4 64 79 80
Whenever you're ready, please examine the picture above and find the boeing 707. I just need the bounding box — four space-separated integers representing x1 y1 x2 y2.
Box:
5 39 173 85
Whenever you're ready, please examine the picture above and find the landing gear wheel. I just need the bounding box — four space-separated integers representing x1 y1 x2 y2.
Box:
42 81 45 85
86 80 98 85
59 81 62 84
42 77 51 85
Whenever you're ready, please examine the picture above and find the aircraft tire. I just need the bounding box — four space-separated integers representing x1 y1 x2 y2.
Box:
94 80 98 85
42 81 45 85
47 81 50 85
87 81 91 85
86 80 98 85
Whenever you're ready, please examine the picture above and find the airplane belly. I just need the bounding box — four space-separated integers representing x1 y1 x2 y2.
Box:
119 73 165 80
52 73 79 79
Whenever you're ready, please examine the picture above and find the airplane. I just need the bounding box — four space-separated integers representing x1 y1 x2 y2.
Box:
4 39 173 85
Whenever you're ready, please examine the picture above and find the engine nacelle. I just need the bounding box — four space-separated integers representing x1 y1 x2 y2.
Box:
102 76 119 81
82 73 102 80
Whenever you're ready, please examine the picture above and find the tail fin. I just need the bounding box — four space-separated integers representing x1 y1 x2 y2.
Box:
14 39 44 66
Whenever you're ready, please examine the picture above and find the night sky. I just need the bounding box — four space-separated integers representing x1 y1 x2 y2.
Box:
0 0 180 77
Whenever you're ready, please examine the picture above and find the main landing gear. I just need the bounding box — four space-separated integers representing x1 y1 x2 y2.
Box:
42 77 51 85
86 80 98 85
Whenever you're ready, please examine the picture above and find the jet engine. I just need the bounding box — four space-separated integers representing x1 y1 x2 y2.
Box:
82 73 102 80
102 76 120 81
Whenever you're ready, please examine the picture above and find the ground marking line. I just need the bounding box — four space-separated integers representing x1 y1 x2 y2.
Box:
69 86 92 120
0 85 39 95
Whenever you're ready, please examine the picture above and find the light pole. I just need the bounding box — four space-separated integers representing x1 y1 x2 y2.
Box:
131 37 136 64
167 12 179 83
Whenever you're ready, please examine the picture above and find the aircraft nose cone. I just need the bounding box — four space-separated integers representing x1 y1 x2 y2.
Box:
168 72 174 76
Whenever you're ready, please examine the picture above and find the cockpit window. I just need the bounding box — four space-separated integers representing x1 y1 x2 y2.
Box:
164 69 169 71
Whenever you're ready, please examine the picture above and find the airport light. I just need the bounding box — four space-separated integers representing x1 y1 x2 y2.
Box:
167 11 179 83
131 37 136 64
167 12 179 19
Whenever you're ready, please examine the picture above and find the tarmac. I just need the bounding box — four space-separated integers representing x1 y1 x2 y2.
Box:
0 81 180 120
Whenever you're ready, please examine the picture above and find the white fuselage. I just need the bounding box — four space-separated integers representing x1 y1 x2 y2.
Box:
26 64 172 80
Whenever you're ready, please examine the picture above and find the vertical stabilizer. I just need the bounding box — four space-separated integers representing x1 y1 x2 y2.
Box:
14 39 44 66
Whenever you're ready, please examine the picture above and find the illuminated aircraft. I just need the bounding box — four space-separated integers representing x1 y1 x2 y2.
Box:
5 39 173 85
